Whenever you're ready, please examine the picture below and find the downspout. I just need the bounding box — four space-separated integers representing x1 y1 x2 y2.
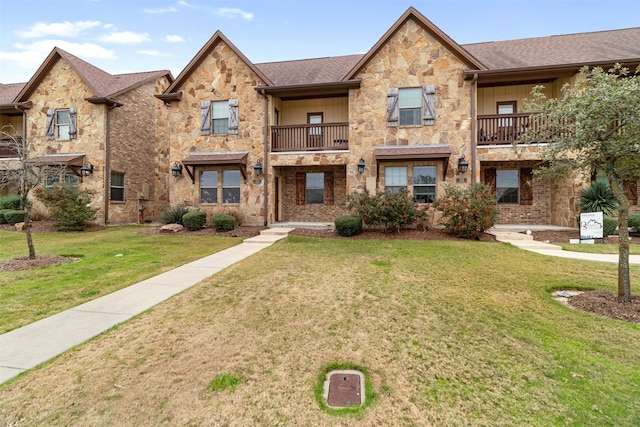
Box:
260 89 269 226
470 73 478 184
104 104 116 225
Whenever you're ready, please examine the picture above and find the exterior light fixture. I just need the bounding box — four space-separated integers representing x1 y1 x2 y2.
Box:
357 158 366 174
80 164 94 177
253 161 263 177
171 162 183 177
457 156 469 174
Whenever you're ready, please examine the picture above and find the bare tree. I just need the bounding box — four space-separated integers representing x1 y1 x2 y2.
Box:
0 125 65 259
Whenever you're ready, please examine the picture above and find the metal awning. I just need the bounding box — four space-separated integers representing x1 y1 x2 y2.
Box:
180 151 248 183
26 153 86 176
374 145 451 178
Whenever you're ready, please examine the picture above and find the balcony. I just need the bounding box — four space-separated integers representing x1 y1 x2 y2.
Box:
477 113 556 145
0 137 21 158
271 123 349 152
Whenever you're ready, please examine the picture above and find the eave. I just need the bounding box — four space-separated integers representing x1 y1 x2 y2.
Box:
255 80 361 100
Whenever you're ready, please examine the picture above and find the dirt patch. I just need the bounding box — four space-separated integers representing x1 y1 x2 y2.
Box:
0 255 77 271
568 290 640 323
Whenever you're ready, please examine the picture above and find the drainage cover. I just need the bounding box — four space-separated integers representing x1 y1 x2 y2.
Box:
325 370 363 407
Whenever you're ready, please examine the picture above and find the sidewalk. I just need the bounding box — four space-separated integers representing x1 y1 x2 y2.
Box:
0 228 294 385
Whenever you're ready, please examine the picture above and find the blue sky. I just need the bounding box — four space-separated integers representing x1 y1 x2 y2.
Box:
1 0 638 84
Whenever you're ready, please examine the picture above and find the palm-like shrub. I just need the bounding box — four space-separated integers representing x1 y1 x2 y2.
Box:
577 181 618 215
160 205 190 225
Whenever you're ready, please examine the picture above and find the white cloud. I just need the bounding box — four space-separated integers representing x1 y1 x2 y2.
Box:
216 8 254 20
178 1 196 8
98 31 151 44
144 7 177 14
137 50 172 57
164 35 185 43
16 20 102 38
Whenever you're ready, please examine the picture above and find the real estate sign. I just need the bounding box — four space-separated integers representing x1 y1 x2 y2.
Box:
580 212 604 239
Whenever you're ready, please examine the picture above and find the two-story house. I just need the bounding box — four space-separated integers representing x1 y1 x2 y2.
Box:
159 7 639 228
1 47 173 224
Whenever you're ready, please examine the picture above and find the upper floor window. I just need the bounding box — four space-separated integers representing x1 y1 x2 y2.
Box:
110 172 125 202
497 101 517 127
200 100 238 135
46 108 77 140
387 86 435 127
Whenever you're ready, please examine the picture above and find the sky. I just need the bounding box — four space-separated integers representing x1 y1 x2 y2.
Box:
1 0 639 84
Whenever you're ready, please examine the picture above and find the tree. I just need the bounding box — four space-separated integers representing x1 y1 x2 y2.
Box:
524 64 640 303
0 126 65 259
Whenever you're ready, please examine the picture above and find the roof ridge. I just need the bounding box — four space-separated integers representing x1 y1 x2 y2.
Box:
255 54 364 66
463 27 640 47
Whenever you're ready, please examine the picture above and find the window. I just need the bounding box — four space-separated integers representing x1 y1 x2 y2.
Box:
222 170 240 203
200 171 218 203
496 169 519 204
387 86 435 127
46 108 77 140
45 171 79 188
497 101 517 127
200 100 238 135
110 172 125 202
306 173 324 204
385 166 408 193
413 166 436 203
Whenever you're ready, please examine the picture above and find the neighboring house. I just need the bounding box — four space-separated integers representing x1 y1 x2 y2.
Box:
160 7 639 227
0 48 173 224
0 82 28 196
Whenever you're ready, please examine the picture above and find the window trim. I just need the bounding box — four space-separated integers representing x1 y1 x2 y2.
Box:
384 166 408 193
199 168 243 205
222 169 241 204
110 172 125 202
305 172 325 204
199 170 218 204
412 165 437 204
496 169 519 204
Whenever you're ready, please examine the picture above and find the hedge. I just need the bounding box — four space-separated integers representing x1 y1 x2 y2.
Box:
212 214 235 232
335 215 363 237
182 211 207 231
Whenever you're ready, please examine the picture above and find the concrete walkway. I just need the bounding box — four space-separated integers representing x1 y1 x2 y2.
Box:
0 228 294 385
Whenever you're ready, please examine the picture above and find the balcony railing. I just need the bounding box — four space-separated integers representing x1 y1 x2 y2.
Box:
271 123 349 152
477 113 559 145
0 137 21 158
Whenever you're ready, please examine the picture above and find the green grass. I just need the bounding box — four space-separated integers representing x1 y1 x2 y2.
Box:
0 226 241 332
559 242 640 254
208 373 241 392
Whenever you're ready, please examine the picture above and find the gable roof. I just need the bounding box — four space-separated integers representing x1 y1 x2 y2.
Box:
255 55 363 86
15 47 172 103
0 83 27 105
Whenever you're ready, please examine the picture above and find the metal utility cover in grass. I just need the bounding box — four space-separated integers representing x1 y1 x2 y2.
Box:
324 370 364 407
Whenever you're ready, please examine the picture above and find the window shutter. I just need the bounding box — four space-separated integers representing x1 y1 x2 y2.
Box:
46 109 55 140
520 168 533 205
228 99 238 135
324 172 334 205
624 180 638 205
200 101 211 135
484 168 496 193
296 172 306 205
386 88 399 127
69 107 77 139
422 85 436 125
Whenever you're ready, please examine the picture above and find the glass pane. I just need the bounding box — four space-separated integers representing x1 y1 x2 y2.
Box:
222 188 240 203
212 101 228 119
306 188 324 204
223 170 240 187
110 188 124 201
498 104 514 115
64 172 78 186
399 108 420 126
212 118 228 134
306 172 324 189
399 88 421 108
496 169 518 187
414 187 435 204
497 188 519 204
308 114 322 125
385 167 407 187
56 110 70 125
201 171 218 187
385 186 406 193
46 173 58 188
111 172 124 187
413 166 436 185
57 125 70 140
200 188 217 203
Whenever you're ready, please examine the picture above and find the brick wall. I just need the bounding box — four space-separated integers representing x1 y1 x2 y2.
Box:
281 166 348 222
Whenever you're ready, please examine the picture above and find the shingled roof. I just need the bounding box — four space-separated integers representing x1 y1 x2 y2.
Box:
255 54 363 86
0 83 26 105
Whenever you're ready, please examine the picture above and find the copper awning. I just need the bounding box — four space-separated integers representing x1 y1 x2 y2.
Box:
180 151 248 183
26 153 86 176
374 145 451 178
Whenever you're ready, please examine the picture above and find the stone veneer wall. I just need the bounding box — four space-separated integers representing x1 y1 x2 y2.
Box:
167 40 267 224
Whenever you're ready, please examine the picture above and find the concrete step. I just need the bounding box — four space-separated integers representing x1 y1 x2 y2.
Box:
507 240 563 250
491 231 533 241
260 227 295 236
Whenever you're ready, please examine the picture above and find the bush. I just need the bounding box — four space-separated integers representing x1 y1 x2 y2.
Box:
3 209 24 225
435 183 498 239
160 205 190 225
335 215 363 237
33 183 98 231
0 209 11 224
603 215 618 237
219 208 246 226
629 214 640 235
578 181 618 215
212 213 235 232
182 210 207 231
0 195 21 210
347 189 428 232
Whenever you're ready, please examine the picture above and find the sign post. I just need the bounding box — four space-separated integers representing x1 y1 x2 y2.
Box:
580 211 604 243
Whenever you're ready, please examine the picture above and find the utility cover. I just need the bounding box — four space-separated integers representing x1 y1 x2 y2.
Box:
326 371 362 407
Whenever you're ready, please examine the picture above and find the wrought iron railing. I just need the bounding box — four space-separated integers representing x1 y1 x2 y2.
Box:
271 123 349 152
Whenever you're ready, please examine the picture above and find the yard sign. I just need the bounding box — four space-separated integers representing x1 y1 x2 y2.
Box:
580 211 604 239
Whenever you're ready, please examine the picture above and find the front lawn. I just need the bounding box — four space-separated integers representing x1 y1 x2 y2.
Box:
0 226 241 332
559 241 640 254
1 236 639 425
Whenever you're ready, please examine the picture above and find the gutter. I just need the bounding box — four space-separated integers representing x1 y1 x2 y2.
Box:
260 89 269 226
470 73 478 184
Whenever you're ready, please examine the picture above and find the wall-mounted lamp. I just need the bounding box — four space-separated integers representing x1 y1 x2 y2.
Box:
80 164 94 177
171 162 183 177
253 161 263 177
357 158 366 174
457 156 469 174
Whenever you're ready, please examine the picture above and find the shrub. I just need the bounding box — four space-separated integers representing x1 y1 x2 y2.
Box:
33 183 98 231
347 189 428 232
220 208 246 226
182 210 207 231
0 195 21 210
212 213 235 232
629 214 640 235
578 181 618 215
603 215 618 237
160 205 190 225
435 183 497 239
335 215 363 237
0 209 11 224
3 209 25 225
